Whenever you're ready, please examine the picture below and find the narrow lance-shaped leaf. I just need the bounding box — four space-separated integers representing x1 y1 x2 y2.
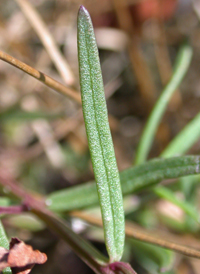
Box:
0 198 12 274
77 6 124 262
0 221 11 274
47 155 200 211
154 112 200 223
135 42 193 165
161 112 200 158
130 240 175 274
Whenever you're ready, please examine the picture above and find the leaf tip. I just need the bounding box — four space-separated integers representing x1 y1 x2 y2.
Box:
78 5 89 17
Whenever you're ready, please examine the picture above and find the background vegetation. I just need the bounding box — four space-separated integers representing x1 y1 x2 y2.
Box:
1 0 200 273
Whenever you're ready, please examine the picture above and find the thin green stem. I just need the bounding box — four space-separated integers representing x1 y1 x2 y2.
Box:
161 112 200 158
135 42 193 164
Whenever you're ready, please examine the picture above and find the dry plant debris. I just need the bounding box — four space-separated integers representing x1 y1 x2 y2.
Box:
0 238 47 274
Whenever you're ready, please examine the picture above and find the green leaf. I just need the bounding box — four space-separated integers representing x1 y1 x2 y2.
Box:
0 197 11 207
130 240 174 274
0 199 12 274
0 220 12 274
47 155 200 211
77 6 124 262
135 42 193 164
153 112 200 225
7 213 45 232
179 175 200 231
161 112 200 158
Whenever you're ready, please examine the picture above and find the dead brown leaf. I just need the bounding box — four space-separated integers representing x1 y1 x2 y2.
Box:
0 238 47 274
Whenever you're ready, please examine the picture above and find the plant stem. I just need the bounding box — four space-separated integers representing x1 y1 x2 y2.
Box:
135 42 192 164
0 50 81 103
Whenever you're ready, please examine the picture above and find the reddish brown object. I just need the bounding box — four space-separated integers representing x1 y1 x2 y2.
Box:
92 0 178 28
0 238 47 274
131 0 178 24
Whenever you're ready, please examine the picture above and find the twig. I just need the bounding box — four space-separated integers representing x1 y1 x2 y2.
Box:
112 0 156 109
70 210 200 260
0 205 28 214
0 169 107 274
152 18 182 109
15 0 75 86
0 50 81 103
0 49 121 161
